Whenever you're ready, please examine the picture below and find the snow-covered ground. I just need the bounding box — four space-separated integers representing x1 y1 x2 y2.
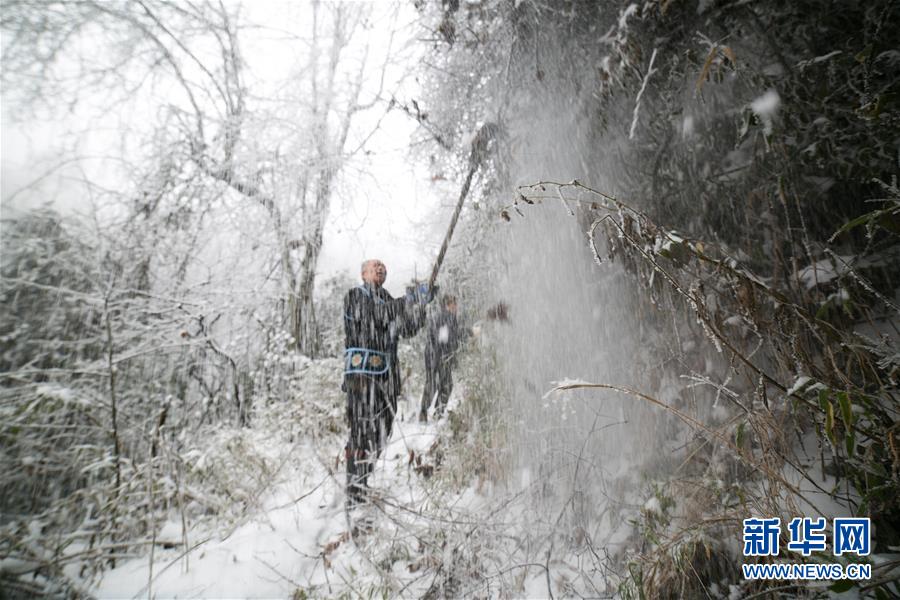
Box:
73 337 691 599
89 388 472 599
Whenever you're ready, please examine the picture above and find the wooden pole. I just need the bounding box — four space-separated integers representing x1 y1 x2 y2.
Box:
427 122 498 290
428 159 478 290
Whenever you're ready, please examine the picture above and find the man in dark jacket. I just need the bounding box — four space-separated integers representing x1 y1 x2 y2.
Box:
419 294 462 423
342 259 433 505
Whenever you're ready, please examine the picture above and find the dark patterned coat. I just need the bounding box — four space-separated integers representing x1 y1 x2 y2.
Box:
343 283 424 398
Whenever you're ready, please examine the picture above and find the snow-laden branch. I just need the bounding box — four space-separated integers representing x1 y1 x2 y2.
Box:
628 47 657 140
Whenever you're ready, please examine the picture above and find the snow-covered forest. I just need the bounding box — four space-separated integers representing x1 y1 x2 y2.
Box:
1 1 898 598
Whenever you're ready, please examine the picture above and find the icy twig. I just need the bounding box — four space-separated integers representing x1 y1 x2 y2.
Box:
629 47 658 140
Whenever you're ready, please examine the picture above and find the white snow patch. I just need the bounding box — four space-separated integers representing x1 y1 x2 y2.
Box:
798 255 852 289
682 114 695 139
156 520 184 545
35 384 76 404
796 50 842 70
619 4 639 30
750 89 780 135
643 496 661 514
787 376 812 396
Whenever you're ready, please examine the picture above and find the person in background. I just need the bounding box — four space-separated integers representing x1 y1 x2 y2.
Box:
419 294 462 423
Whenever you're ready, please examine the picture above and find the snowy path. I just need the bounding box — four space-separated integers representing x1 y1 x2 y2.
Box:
91 394 462 599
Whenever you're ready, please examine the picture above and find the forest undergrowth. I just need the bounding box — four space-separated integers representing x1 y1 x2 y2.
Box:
2 0 900 598
417 0 900 597
506 179 900 598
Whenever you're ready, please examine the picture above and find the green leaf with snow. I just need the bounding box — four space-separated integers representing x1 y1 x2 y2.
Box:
837 392 855 456
818 390 837 447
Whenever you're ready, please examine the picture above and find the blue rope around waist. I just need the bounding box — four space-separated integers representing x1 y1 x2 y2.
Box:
343 347 390 375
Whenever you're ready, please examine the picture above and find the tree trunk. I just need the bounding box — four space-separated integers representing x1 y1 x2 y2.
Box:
295 196 326 357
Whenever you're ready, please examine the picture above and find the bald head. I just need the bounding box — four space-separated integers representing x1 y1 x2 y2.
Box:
361 259 387 287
